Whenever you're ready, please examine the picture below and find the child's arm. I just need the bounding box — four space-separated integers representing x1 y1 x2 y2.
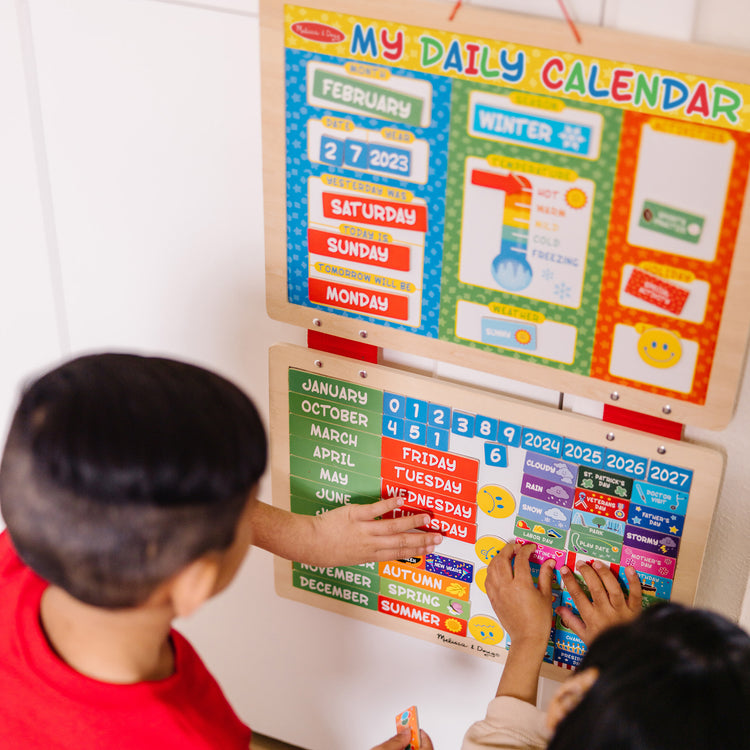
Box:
484 542 556 705
556 562 642 645
249 498 443 567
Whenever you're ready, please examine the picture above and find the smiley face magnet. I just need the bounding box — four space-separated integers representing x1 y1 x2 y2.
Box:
635 324 682 369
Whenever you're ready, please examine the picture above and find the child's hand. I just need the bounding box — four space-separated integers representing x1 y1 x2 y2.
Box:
556 562 642 645
248 501 441 567
485 542 556 649
370 728 434 750
485 542 556 703
309 497 443 567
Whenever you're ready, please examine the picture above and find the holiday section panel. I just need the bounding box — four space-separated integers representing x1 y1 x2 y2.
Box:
591 112 750 403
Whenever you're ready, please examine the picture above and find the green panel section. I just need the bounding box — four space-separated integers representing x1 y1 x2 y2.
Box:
438 80 624 375
515 515 568 550
288 369 383 412
288 392 378 433
311 68 424 127
289 475 380 505
293 561 380 593
568 530 622 563
289 434 382 476
379 577 471 621
292 568 379 610
289 413 382 455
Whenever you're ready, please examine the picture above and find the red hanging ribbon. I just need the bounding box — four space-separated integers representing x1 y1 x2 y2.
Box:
557 0 582 44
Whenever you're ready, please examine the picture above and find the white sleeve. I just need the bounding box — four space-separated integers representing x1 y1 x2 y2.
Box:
460 696 550 750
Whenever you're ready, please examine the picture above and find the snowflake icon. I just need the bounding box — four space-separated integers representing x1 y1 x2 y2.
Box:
541 268 554 281
559 125 586 152
554 282 572 301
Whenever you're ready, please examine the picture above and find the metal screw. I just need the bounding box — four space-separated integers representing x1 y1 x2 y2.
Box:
314 360 323 368
657 446 667 455
606 432 615 441
662 405 672 415
359 370 368 379
359 330 368 339
610 392 620 401
313 318 322 327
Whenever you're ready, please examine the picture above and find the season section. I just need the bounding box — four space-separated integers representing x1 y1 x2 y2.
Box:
439 81 623 373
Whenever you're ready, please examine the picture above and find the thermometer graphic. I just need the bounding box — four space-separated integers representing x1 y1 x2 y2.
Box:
471 170 533 292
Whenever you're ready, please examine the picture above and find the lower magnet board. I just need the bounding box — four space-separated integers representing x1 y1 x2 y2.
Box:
270 344 723 680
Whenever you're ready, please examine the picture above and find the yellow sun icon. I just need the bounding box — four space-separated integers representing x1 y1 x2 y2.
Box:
566 188 588 209
445 618 463 634
515 329 532 345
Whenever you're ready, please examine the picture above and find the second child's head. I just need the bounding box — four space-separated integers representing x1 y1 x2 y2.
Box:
0 353 267 610
547 602 750 749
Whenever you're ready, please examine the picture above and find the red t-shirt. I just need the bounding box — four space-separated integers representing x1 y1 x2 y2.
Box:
0 531 251 749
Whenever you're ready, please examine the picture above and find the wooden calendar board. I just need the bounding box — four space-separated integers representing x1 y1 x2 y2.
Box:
270 344 723 679
261 0 750 429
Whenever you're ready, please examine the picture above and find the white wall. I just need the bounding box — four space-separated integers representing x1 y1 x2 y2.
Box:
1 0 749 747
0 0 63 437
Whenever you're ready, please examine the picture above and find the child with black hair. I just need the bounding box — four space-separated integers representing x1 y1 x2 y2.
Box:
461 542 750 750
0 353 442 749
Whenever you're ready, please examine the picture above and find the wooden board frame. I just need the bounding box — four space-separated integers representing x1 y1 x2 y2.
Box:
260 0 750 429
260 0 750 430
270 343 724 679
